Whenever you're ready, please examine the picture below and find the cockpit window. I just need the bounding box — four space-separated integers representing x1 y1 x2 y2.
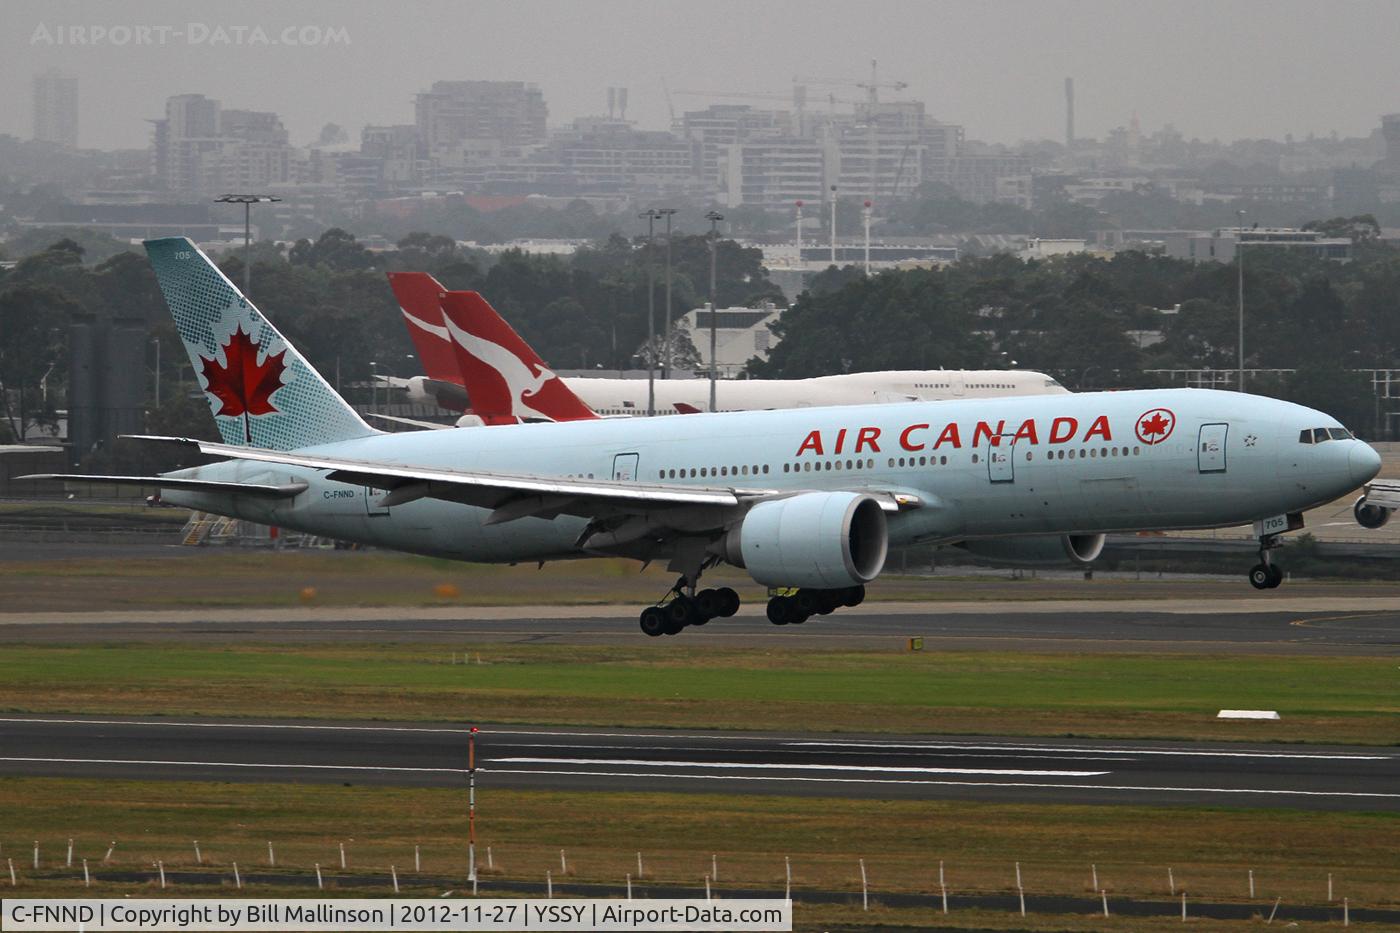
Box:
1301 426 1355 444
1045 379 1063 387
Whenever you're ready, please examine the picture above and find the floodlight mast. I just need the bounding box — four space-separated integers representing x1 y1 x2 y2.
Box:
705 210 724 412
214 194 280 299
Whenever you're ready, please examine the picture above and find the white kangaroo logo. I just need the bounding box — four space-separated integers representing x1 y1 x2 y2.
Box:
442 315 557 421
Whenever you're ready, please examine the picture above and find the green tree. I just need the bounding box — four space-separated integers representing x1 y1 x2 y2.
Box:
0 284 79 440
289 228 377 271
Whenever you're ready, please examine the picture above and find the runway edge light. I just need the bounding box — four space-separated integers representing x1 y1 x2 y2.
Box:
1217 710 1282 719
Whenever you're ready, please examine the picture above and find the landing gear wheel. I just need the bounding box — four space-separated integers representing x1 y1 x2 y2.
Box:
1266 564 1284 588
794 589 821 619
767 596 794 625
841 585 866 608
666 597 697 629
694 588 722 621
716 587 741 617
815 589 842 615
1248 563 1272 590
639 606 667 637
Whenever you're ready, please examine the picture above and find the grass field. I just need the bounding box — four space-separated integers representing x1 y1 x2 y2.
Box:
1 643 1396 743
1 778 1395 930
5 547 1400 612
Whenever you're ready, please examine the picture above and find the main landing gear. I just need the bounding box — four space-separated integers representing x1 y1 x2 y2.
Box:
1248 533 1285 590
766 585 865 625
638 577 740 636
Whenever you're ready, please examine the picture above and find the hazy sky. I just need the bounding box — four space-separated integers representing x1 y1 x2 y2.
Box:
5 0 1399 151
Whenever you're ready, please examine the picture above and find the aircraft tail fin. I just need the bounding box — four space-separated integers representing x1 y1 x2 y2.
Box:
385 272 465 385
143 237 377 450
439 291 598 423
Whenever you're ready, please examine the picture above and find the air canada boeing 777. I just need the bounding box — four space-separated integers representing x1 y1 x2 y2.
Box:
27 239 1383 636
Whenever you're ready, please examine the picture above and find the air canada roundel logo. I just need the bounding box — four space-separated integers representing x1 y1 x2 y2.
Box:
1135 408 1176 445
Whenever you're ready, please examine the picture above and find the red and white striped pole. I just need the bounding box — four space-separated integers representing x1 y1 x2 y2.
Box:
468 726 478 885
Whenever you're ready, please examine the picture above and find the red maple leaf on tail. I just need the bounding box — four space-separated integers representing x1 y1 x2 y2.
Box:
198 324 287 442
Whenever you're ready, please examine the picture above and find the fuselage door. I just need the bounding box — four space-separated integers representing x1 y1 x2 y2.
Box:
987 436 1015 483
1198 423 1228 473
612 452 640 482
365 487 391 516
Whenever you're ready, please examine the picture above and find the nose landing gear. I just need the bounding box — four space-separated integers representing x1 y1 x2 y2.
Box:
1248 533 1285 590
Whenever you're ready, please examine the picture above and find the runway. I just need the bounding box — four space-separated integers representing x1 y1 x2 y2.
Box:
0 716 1394 811
2 602 1398 654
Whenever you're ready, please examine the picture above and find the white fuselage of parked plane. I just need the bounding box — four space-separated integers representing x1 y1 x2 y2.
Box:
162 388 1376 568
563 369 1065 416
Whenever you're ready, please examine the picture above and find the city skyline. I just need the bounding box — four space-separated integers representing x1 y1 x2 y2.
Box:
5 0 1400 153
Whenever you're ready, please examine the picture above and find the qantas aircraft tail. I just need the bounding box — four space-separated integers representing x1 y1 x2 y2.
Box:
438 291 599 424
385 272 464 385
143 237 376 450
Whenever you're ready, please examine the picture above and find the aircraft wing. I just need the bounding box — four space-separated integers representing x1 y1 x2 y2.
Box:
120 435 919 527
19 474 309 498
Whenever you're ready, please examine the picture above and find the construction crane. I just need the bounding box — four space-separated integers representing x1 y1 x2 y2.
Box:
794 59 908 110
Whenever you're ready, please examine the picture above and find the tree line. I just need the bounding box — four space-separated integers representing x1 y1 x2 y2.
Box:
1 219 1398 459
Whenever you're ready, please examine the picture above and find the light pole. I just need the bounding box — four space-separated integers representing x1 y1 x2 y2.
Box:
794 200 804 261
214 194 281 300
369 361 379 409
829 185 838 264
151 338 161 408
1237 210 1246 392
705 210 724 412
862 200 873 274
637 209 661 416
658 208 678 379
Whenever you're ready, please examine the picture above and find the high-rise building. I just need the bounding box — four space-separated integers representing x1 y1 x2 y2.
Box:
32 69 78 148
681 105 792 187
150 95 293 195
150 94 223 192
414 80 548 164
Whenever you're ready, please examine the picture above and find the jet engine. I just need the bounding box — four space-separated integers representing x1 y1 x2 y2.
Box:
723 491 888 588
1354 495 1392 529
957 533 1106 567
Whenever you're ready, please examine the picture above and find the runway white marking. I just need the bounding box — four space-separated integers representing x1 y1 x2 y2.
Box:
0 756 466 774
485 767 1400 800
497 743 1130 762
493 757 1110 777
781 742 1389 761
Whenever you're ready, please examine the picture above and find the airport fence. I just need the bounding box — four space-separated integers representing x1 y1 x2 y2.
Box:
4 838 1393 927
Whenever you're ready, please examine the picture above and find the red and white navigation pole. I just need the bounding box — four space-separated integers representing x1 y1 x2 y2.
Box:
468 726 478 888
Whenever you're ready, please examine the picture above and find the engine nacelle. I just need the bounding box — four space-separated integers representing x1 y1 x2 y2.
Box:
1354 495 1392 529
958 533 1106 568
723 491 888 588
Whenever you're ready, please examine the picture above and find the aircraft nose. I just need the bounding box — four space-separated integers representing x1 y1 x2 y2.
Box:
1350 442 1382 486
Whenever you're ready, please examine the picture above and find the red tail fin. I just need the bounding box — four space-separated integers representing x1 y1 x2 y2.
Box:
438 291 598 423
386 272 463 386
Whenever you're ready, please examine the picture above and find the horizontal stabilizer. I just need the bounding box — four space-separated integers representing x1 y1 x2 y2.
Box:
366 413 453 431
19 473 308 498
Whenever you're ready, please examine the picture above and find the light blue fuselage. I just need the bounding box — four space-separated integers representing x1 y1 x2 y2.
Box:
163 388 1380 566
